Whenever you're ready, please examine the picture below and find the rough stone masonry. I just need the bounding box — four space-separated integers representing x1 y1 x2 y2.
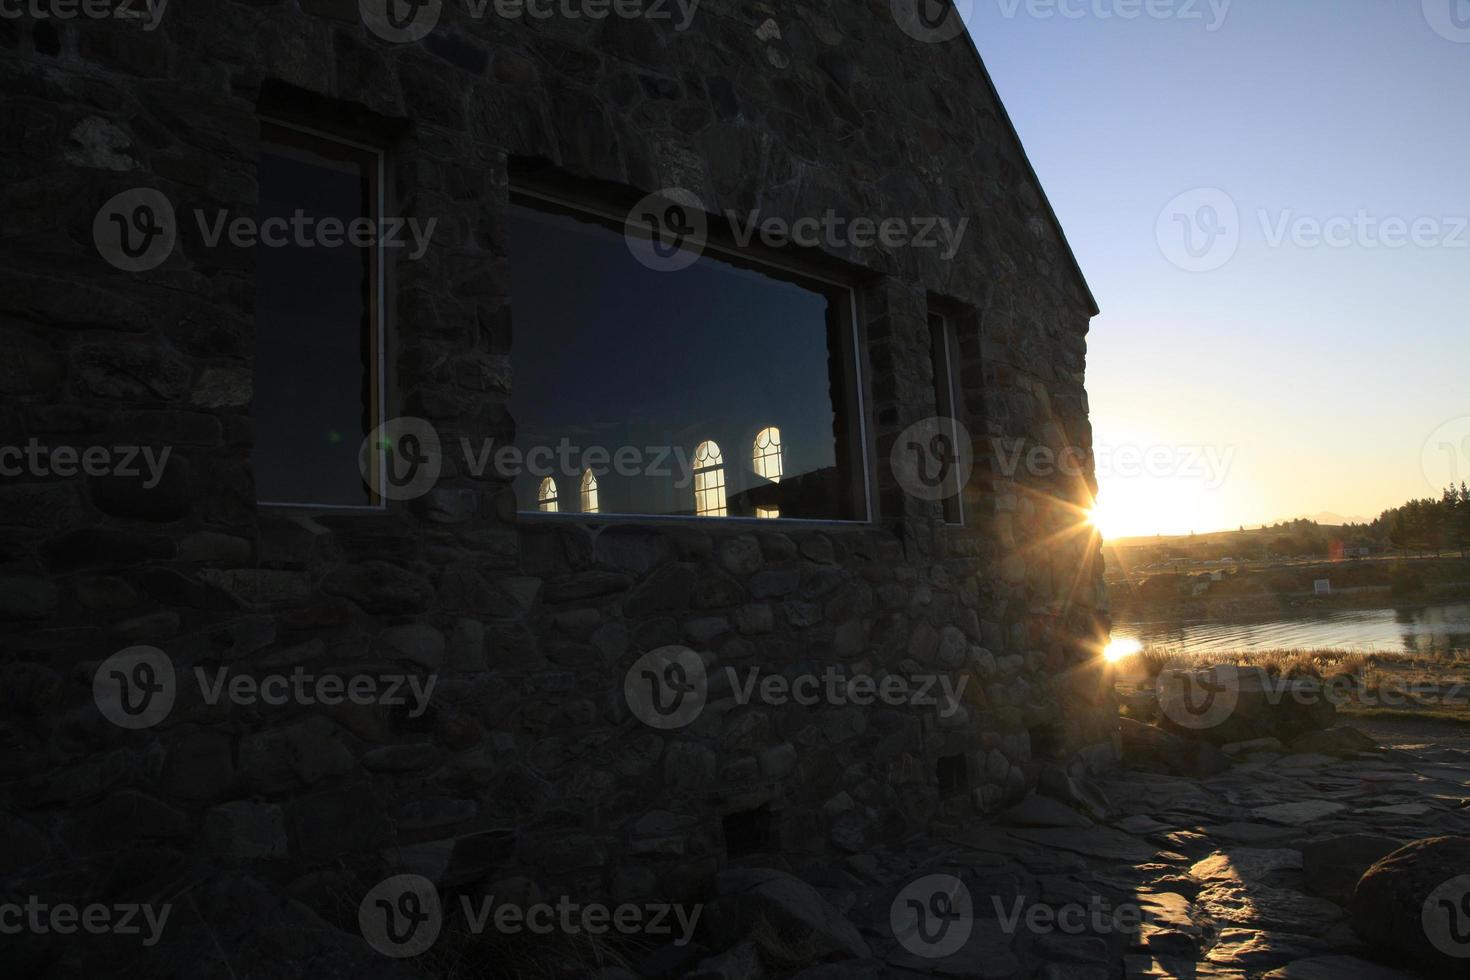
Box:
0 0 1114 973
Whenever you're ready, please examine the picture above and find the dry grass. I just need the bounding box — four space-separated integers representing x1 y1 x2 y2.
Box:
1117 646 1380 681
1113 646 1470 724
747 913 820 970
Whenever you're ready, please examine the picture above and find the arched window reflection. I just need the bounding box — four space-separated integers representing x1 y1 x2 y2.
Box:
538 477 559 513
752 426 783 519
581 469 600 514
692 440 727 517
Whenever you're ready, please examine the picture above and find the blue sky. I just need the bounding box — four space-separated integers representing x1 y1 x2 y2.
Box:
964 0 1470 535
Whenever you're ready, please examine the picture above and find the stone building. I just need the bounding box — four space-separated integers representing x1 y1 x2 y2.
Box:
1 0 1113 971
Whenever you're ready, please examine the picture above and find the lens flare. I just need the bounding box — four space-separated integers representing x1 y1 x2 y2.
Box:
1103 637 1143 662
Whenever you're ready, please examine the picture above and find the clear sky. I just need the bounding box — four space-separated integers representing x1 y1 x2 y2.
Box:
963 0 1470 537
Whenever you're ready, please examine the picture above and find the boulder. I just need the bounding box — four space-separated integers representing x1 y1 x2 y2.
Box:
1287 726 1378 758
1119 689 1159 721
999 795 1093 829
1221 737 1283 756
1351 836 1470 973
710 868 871 961
1120 718 1232 777
1301 835 1402 905
1157 667 1336 745
1037 764 1112 820
686 941 765 980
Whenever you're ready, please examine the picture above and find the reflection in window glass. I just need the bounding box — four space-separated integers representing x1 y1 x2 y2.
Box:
581 470 599 514
509 198 864 520
753 426 782 519
693 441 727 517
255 123 380 507
538 477 560 513
753 426 783 481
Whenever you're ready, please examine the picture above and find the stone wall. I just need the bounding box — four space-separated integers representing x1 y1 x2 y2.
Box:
0 0 1114 971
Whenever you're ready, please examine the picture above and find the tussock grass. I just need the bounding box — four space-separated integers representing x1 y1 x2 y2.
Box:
1113 646 1470 722
1117 646 1376 681
748 913 820 970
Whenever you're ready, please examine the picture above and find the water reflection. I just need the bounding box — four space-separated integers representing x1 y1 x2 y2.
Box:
1112 603 1470 655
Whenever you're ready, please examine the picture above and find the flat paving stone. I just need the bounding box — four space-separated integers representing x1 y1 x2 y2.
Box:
1195 881 1343 937
1252 800 1348 825
1272 753 1339 768
1000 795 1095 829
1125 953 1246 979
1114 815 1172 835
1203 821 1297 844
880 917 1021 979
1189 848 1302 884
1355 802 1432 816
1008 827 1159 864
1204 928 1328 971
1260 954 1425 979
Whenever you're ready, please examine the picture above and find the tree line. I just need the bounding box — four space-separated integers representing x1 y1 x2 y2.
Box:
1370 484 1470 557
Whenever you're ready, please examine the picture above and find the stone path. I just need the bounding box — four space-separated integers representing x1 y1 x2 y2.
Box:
662 720 1470 980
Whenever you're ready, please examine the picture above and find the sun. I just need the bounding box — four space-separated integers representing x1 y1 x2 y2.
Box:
1087 502 1122 540
1103 636 1143 662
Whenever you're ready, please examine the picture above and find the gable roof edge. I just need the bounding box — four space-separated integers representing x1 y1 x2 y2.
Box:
958 29 1101 318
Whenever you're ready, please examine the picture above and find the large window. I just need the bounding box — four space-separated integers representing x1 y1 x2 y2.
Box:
254 122 381 507
508 193 867 521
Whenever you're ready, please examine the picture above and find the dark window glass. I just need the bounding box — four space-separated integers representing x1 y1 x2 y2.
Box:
254 123 380 507
509 197 865 521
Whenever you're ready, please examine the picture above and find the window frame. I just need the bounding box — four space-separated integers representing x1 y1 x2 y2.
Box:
255 118 388 512
538 476 561 513
580 469 600 514
508 185 875 527
928 310 966 526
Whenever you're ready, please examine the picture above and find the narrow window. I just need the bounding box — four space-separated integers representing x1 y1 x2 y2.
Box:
581 469 600 514
538 477 560 513
929 312 964 525
693 441 727 517
752 426 782 519
255 122 382 507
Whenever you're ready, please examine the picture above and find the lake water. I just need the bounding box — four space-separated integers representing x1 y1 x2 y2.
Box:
1111 603 1470 655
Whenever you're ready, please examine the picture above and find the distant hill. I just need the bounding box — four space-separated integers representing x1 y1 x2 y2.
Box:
1285 511 1371 527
